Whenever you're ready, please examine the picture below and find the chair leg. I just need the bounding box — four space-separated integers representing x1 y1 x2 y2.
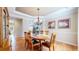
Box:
53 45 55 51
31 47 33 51
25 41 26 48
25 41 29 50
26 43 29 49
29 45 33 51
49 48 51 51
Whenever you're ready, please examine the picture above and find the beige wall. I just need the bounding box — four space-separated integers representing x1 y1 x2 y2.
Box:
45 8 78 46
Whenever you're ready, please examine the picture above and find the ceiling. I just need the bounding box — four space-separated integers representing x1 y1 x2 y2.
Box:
16 7 62 16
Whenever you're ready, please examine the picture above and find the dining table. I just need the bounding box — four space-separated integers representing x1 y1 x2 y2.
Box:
32 34 49 51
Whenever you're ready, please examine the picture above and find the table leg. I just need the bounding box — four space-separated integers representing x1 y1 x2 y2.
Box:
39 40 42 51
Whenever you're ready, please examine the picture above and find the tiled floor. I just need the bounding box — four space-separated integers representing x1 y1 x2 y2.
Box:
10 36 77 51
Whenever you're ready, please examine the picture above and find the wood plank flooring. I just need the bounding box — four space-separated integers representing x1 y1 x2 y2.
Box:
10 37 77 51
0 35 77 51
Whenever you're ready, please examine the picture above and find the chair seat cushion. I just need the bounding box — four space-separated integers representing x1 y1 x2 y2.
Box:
32 38 39 44
42 41 50 47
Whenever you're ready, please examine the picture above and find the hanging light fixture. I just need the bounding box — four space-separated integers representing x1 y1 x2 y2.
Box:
37 8 40 23
36 8 42 25
34 8 42 24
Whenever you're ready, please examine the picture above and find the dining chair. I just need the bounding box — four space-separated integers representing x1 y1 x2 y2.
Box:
24 32 40 51
24 32 29 49
42 33 56 51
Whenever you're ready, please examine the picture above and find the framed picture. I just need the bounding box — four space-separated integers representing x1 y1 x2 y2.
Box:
58 19 70 28
48 20 55 29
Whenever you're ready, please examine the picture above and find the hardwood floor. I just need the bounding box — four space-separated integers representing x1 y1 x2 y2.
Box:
42 41 77 51
10 37 77 51
11 37 26 51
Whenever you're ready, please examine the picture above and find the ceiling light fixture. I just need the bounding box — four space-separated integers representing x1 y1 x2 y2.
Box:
37 8 40 22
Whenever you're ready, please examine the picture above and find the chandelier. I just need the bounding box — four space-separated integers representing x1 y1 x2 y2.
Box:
36 8 42 24
34 8 42 24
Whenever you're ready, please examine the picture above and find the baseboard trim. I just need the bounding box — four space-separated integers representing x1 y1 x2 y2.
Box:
56 40 77 47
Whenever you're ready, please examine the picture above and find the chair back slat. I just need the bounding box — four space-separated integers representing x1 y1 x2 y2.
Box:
50 33 56 47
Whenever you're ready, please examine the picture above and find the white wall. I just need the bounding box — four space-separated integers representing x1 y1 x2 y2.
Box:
22 17 33 36
14 19 23 37
44 8 78 46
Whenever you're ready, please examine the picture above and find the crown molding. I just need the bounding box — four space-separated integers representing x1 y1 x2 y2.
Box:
8 7 35 19
44 8 78 19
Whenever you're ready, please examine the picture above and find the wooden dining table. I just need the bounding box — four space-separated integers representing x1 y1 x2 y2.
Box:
32 34 49 50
